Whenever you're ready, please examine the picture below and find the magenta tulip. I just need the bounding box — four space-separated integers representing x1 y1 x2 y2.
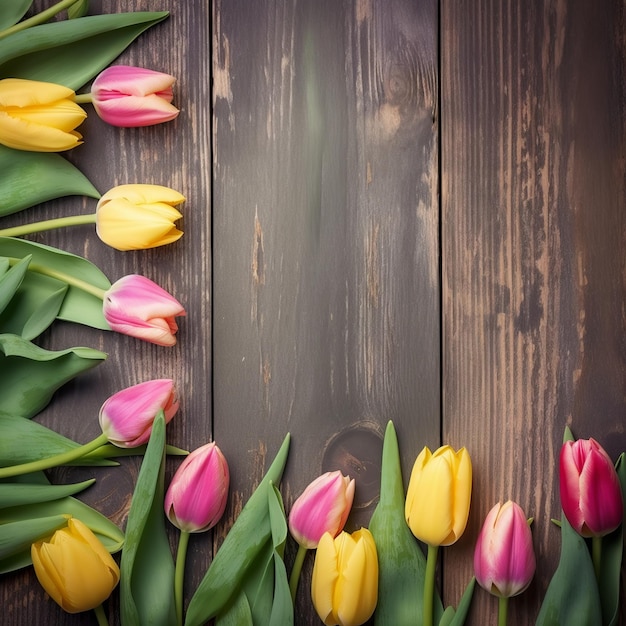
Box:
560 437 623 538
165 442 230 533
474 501 536 598
90 65 179 127
103 274 185 346
288 470 355 549
99 379 178 448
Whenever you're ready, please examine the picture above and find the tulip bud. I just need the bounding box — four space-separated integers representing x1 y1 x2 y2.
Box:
165 442 230 533
0 78 86 151
90 65 179 127
99 379 179 448
311 528 378 626
405 445 472 546
96 184 184 251
288 471 355 549
103 274 186 346
31 518 120 614
474 501 536 598
559 437 623 537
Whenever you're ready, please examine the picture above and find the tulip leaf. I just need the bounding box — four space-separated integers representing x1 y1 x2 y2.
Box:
120 411 176 626
0 483 124 573
0 238 111 329
598 453 626 626
216 592 254 626
185 433 291 626
0 254 30 315
0 334 106 418
0 0 32 31
535 512 602 625
370 421 444 626
67 0 89 19
0 12 170 89
0 478 95 508
444 577 475 626
20 284 68 340
0 146 100 217
0 514 68 560
0 413 117 466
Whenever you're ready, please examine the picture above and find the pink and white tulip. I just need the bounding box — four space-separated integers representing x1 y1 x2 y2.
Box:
559 437 623 538
103 274 185 346
90 65 179 127
164 442 230 533
474 500 536 598
99 379 178 448
288 470 355 549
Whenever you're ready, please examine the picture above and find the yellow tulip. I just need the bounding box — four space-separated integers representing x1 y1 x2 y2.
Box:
0 78 86 152
405 445 472 546
31 518 120 614
311 528 378 626
96 183 185 251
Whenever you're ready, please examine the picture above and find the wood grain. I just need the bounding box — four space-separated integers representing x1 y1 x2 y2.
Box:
441 0 626 622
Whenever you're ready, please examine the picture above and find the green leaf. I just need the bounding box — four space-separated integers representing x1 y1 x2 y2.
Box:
0 146 100 217
0 514 68 559
370 421 444 625
0 413 117 466
0 0 32 31
445 577 475 626
599 453 626 626
20 284 68 340
0 492 124 573
0 12 169 89
0 254 30 315
216 591 254 626
0 334 107 418
68 0 89 19
185 433 291 626
535 512 602 624
120 411 176 626
0 478 95 508
0 238 111 329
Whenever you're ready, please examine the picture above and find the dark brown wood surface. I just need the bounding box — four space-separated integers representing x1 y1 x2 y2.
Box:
2 0 625 625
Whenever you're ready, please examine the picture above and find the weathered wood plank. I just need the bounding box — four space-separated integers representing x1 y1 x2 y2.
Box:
211 0 439 620
441 0 626 622
2 1 212 624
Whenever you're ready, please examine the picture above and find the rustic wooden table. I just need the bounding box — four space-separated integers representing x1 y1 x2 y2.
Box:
2 0 625 624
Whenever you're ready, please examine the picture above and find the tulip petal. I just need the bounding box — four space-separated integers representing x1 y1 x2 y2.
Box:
312 532 340 625
93 93 179 127
0 79 75 107
92 65 176 98
0 111 83 152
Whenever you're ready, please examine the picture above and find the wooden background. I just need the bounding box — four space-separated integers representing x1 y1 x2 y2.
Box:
2 0 625 624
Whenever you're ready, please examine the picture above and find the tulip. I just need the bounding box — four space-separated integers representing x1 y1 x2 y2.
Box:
0 380 178 479
288 471 355 601
474 501 535 626
405 445 472 626
31 518 120 619
95 184 184 250
560 437 623 539
99 379 179 448
85 65 179 127
311 528 378 626
103 274 186 346
0 78 86 151
165 442 230 626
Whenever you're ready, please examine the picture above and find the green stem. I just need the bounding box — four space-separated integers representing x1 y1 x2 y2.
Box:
0 214 96 238
175 530 191 626
73 93 94 104
288 544 308 603
424 544 438 626
498 596 509 626
93 603 109 626
6 256 106 299
0 0 80 40
0 433 108 479
591 535 602 582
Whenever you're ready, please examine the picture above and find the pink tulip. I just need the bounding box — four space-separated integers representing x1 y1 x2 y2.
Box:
90 65 179 127
474 501 536 598
99 379 178 448
164 442 230 533
560 437 623 537
288 470 355 549
103 274 185 346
